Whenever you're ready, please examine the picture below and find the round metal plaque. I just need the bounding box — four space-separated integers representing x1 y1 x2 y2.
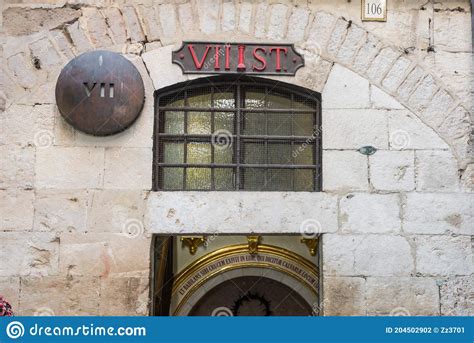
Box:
55 50 145 136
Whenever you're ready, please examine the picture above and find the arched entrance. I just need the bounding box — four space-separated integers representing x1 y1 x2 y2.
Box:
189 276 313 316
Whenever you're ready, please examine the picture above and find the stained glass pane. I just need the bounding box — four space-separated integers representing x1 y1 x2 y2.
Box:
163 111 184 133
215 168 234 190
162 167 183 190
188 112 211 134
187 143 211 164
163 142 184 164
186 168 211 189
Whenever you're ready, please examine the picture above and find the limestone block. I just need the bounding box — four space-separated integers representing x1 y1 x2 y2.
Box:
404 193 473 235
267 4 288 40
254 3 269 38
1 104 55 147
382 56 412 92
327 18 348 56
366 47 400 84
146 192 338 234
7 53 37 89
421 89 456 128
416 150 460 192
322 277 366 315
323 234 414 276
122 6 145 43
0 145 35 189
323 109 388 149
354 235 414 276
83 8 113 48
33 189 89 233
0 190 34 231
365 277 439 315
238 2 253 34
99 276 149 315
322 151 368 192
137 5 161 42
408 74 439 112
336 24 366 64
388 110 449 150
434 11 471 52
353 33 382 73
0 232 59 277
440 275 474 316
439 105 471 142
87 190 147 233
397 66 424 101
370 151 415 191
142 45 187 90
36 147 104 189
51 30 75 60
423 51 472 109
101 7 127 44
66 20 93 54
178 3 194 33
294 55 332 93
29 37 62 69
159 3 178 39
0 277 20 313
197 0 219 35
340 193 401 234
322 64 370 109
221 1 236 32
415 235 472 276
103 148 152 190
59 233 150 277
307 11 337 53
2 7 80 36
286 7 310 42
20 276 99 315
371 85 404 109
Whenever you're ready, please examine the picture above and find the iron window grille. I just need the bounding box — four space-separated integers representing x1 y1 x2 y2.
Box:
153 76 321 191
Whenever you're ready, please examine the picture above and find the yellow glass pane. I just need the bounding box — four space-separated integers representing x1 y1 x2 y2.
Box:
187 143 211 164
186 168 211 190
187 112 211 134
164 111 184 134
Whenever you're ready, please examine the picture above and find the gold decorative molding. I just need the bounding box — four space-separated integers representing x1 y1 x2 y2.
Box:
171 243 319 315
180 236 206 255
247 235 261 254
301 238 319 256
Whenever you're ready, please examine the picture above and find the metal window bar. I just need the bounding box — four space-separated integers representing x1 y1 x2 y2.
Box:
154 77 321 192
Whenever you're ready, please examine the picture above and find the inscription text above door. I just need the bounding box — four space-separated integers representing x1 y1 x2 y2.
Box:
172 42 305 76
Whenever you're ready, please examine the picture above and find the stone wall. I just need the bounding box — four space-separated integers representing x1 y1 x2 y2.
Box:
0 0 472 316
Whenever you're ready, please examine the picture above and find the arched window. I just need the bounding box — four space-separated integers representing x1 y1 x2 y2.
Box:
154 76 321 191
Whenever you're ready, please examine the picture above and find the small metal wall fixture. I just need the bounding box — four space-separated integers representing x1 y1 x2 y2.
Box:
247 236 261 255
55 50 145 136
358 146 377 155
181 236 206 255
300 237 319 256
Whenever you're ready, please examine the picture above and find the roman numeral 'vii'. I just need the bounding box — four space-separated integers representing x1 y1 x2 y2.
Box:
83 82 115 98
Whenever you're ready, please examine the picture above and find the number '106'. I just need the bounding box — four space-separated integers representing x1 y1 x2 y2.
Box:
367 3 382 15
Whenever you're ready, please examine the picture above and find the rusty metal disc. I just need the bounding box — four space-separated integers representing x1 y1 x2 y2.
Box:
55 50 145 136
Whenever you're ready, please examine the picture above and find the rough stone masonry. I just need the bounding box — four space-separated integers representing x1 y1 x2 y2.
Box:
0 0 473 316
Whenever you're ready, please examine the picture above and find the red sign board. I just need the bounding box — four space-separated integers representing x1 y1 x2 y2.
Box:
172 42 304 76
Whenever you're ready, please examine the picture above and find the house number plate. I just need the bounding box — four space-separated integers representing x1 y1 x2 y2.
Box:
361 0 387 22
55 50 145 136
